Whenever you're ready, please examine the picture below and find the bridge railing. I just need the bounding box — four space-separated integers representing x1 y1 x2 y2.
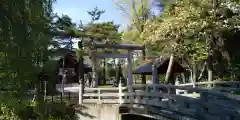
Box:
176 81 240 95
127 84 240 120
83 86 128 104
82 83 240 120
82 82 240 104
178 81 240 88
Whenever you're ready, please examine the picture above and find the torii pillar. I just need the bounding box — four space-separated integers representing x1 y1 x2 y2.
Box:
127 50 133 92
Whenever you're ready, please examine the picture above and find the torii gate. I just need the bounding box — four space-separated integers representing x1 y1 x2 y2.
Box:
76 42 145 104
89 43 145 91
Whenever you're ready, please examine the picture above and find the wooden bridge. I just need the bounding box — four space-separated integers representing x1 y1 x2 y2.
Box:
56 81 240 120
55 43 240 120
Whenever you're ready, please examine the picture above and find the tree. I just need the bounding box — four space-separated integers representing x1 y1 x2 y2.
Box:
87 7 105 22
114 0 158 84
85 8 122 86
141 0 240 83
84 22 122 44
0 0 57 119
115 0 155 47
54 14 77 51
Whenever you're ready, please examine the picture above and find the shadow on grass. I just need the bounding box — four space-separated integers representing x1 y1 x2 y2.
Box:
73 104 96 119
44 102 96 120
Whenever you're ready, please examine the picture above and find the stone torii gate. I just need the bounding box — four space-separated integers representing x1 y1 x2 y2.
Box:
90 43 145 90
78 43 145 104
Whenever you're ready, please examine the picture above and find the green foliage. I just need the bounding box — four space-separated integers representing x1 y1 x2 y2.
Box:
0 1 124 120
0 0 58 119
84 21 122 44
116 0 154 47
0 101 77 120
55 15 76 31
54 14 77 50
114 0 153 32
45 103 77 120
87 7 105 22
176 43 208 63
141 0 240 76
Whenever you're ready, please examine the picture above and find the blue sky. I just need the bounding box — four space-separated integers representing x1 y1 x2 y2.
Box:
53 0 132 48
53 0 130 31
53 0 161 48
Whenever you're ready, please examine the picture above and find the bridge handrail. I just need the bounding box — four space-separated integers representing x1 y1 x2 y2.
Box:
82 82 240 102
130 84 240 101
82 83 240 119
178 81 240 86
83 83 240 103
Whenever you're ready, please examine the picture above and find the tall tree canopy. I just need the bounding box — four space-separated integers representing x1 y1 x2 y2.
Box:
0 0 57 119
141 0 240 81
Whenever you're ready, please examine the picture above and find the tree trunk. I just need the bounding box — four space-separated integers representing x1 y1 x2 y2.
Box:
79 57 85 93
102 58 106 85
207 55 213 88
197 61 207 81
181 73 186 84
36 75 45 120
231 66 236 81
165 54 174 83
192 63 197 88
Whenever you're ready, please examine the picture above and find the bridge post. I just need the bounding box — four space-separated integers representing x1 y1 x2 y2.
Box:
195 91 208 119
118 81 123 104
43 81 47 102
152 59 159 92
127 50 133 92
141 45 146 84
167 85 174 107
91 51 99 88
98 88 101 104
61 71 66 96
79 81 83 104
175 77 180 95
152 64 157 92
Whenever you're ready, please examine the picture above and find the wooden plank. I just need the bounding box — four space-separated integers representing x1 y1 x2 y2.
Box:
201 114 221 120
211 87 240 92
121 92 165 98
130 98 197 117
127 104 197 120
133 83 235 95
200 100 240 116
168 103 196 117
85 87 119 91
83 93 119 97
133 84 240 101
122 91 199 104
83 99 119 104
101 99 119 104
178 81 240 86
83 99 99 103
